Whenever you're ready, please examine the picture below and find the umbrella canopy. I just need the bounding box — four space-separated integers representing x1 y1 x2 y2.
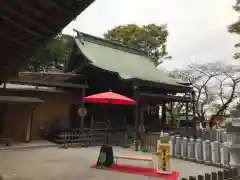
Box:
83 90 136 105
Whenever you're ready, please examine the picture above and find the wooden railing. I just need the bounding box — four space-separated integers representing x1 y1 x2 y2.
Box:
54 129 129 148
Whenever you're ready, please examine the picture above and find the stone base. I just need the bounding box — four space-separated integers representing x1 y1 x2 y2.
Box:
204 161 212 165
96 145 114 168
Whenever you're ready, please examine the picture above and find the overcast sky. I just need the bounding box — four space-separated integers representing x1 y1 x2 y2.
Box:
63 0 239 70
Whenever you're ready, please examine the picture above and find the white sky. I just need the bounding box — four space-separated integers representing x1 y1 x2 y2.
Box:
63 0 239 70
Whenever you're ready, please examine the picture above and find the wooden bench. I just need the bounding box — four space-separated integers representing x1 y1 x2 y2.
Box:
114 154 153 167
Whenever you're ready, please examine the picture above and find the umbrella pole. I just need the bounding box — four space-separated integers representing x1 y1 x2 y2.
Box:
106 105 110 146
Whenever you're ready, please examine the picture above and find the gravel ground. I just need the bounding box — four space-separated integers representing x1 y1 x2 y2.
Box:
0 146 222 180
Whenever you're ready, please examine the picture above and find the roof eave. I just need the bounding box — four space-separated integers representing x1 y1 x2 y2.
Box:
131 79 193 93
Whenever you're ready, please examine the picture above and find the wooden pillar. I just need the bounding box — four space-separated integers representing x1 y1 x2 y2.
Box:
191 91 196 137
134 89 140 151
170 102 174 125
162 102 166 129
26 110 32 142
90 115 94 129
186 102 189 135
81 88 86 130
140 103 144 133
191 91 196 118
27 104 37 142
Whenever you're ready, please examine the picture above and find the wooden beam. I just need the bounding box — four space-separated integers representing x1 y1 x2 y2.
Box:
16 72 85 83
139 92 191 103
0 3 53 34
48 0 73 16
19 72 85 78
7 79 88 89
0 37 29 58
0 23 40 47
1 16 44 39
0 34 33 49
135 80 193 93
19 0 55 23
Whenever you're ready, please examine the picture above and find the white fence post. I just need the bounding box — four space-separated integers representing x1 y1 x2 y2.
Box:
175 136 181 158
203 140 211 164
187 137 195 161
195 138 203 163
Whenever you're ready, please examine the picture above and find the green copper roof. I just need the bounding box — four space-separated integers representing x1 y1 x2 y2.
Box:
74 32 186 87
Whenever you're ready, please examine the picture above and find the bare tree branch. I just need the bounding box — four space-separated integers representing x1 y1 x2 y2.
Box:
169 62 240 120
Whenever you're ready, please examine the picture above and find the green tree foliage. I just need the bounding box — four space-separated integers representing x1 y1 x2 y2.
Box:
26 33 74 72
103 24 171 66
228 0 240 59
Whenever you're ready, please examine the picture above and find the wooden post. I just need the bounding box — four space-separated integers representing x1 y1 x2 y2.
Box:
139 103 144 150
81 88 86 130
211 172 217 180
217 171 223 180
191 91 196 119
197 175 204 180
64 132 67 149
205 173 211 180
223 169 230 179
27 104 37 142
170 102 174 125
232 167 238 177
186 102 189 136
191 91 196 137
134 90 140 151
228 168 233 178
140 103 144 133
29 108 34 142
162 102 166 129
189 176 196 180
90 116 94 146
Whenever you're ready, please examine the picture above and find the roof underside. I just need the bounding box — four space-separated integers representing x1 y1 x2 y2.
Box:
7 72 87 89
0 0 95 82
0 96 44 103
74 32 191 90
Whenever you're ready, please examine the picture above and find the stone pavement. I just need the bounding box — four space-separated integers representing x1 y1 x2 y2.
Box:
0 140 56 150
0 146 222 180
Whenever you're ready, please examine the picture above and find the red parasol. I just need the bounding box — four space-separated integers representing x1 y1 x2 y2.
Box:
83 90 136 105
